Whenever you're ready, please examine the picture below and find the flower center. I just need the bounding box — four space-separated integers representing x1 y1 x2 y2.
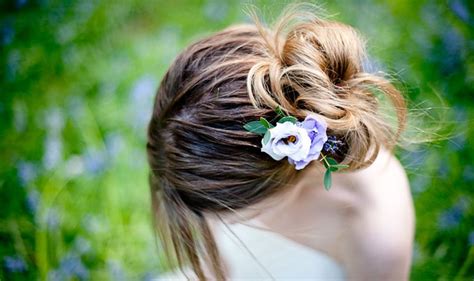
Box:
284 135 297 144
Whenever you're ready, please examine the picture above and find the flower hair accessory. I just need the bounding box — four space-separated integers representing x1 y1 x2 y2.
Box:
243 107 348 190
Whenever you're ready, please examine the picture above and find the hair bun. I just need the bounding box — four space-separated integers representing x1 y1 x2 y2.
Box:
247 10 407 169
281 20 365 84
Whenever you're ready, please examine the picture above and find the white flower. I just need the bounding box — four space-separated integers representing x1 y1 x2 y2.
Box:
261 121 311 162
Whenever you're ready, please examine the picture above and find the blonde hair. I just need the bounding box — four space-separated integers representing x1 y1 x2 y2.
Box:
147 5 407 280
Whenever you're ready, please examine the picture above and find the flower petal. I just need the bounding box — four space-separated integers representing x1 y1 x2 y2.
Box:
261 134 285 160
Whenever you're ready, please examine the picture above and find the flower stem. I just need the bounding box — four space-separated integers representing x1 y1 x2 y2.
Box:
320 153 330 167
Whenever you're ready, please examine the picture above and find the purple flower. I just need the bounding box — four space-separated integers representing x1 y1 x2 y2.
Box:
261 114 327 170
288 115 328 170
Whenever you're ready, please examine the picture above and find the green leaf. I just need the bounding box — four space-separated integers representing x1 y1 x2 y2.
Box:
260 117 274 129
326 157 338 166
243 121 267 135
278 116 298 124
262 130 271 145
324 169 332 191
332 164 349 170
329 166 339 172
326 157 348 172
275 106 286 117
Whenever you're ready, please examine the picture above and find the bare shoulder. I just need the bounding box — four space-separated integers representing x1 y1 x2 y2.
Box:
335 148 415 281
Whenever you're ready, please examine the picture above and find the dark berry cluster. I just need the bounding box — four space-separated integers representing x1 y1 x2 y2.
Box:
323 135 344 154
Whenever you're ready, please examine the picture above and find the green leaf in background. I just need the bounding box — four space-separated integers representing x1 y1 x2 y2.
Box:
278 116 298 124
260 117 274 129
244 120 267 135
324 169 332 191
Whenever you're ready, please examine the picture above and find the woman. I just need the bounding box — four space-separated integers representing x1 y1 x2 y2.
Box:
147 6 414 280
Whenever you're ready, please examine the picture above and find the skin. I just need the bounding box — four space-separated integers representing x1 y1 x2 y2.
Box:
211 148 415 280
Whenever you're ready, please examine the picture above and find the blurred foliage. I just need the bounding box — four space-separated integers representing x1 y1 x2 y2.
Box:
0 0 473 280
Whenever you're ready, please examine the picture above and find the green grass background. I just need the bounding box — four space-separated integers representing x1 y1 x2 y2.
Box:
1 0 473 280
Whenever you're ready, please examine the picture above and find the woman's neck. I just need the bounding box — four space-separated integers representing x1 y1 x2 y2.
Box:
210 148 397 253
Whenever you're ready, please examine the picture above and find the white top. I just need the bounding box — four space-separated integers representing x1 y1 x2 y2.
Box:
158 222 346 280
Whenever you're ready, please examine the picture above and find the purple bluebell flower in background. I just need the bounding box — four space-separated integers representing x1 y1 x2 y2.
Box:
107 260 125 281
46 208 60 230
48 255 89 281
469 231 474 246
26 189 40 214
4 256 27 273
438 197 470 230
17 161 37 186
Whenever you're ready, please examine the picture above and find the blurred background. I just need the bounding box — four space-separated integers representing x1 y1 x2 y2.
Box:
0 0 473 280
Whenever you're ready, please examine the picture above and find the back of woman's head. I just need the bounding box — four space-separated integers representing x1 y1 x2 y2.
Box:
147 6 406 280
